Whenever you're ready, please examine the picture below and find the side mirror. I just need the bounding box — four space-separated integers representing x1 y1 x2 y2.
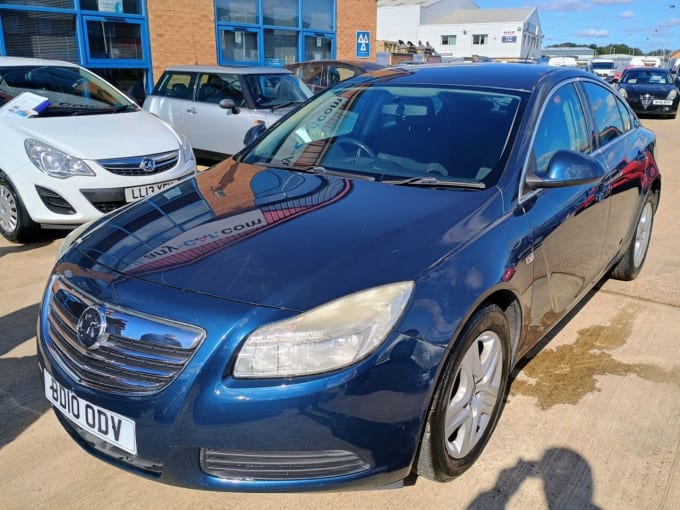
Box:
219 98 240 114
243 123 267 146
526 150 606 189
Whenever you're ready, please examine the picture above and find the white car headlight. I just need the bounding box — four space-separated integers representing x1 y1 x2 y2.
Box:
233 281 415 378
667 88 678 100
618 87 627 99
25 139 95 178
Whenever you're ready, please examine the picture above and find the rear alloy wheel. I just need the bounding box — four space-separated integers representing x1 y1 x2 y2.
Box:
0 175 40 243
417 304 511 481
611 193 655 281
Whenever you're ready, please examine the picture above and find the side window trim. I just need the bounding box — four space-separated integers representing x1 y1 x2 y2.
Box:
518 78 591 203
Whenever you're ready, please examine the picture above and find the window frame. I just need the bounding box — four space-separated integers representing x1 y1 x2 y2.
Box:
520 79 594 201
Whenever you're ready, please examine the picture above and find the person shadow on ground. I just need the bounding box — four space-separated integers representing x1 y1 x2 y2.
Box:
468 447 602 510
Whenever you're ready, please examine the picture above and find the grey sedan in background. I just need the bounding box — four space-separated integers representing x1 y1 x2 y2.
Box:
144 65 312 163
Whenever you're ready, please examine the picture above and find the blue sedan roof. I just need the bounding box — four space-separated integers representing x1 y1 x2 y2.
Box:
367 62 593 92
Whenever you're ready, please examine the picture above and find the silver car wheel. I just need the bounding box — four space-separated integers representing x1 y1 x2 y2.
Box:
634 201 653 268
0 182 18 234
444 331 503 459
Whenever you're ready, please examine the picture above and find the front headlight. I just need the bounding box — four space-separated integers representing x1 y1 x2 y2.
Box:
25 139 95 178
667 88 678 100
233 281 415 378
618 87 628 99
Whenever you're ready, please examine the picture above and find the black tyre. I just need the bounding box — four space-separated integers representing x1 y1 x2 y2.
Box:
416 304 511 481
610 192 656 281
0 173 40 243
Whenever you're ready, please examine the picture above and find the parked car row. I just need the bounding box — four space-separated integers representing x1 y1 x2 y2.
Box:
38 62 660 492
1 57 388 244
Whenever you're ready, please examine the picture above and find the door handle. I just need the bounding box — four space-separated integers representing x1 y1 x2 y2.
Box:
186 107 197 114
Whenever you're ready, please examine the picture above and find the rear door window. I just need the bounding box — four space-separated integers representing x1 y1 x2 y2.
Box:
581 82 626 146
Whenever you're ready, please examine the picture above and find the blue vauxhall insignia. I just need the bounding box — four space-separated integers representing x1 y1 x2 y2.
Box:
38 63 661 491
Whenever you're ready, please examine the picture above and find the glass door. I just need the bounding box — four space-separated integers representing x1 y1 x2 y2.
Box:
302 32 333 62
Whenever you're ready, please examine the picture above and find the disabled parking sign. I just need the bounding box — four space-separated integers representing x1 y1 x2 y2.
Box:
356 31 370 58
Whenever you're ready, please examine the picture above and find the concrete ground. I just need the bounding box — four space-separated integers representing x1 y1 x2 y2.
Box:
1 118 679 510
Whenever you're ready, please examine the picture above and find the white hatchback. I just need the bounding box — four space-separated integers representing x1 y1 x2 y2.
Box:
0 56 196 243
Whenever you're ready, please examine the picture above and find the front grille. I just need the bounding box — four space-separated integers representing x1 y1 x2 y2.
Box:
89 200 125 213
97 150 179 176
200 449 370 481
44 274 205 395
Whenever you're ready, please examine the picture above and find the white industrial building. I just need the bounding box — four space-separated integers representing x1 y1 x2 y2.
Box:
377 0 543 62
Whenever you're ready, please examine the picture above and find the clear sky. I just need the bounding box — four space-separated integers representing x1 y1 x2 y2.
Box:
474 0 679 54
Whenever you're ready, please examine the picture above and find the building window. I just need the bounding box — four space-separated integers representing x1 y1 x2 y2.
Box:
263 0 298 27
1 10 79 62
80 0 141 15
441 34 456 46
215 0 257 24
216 0 337 66
220 29 259 63
263 28 296 64
86 19 144 60
0 0 73 7
301 0 332 31
472 34 488 45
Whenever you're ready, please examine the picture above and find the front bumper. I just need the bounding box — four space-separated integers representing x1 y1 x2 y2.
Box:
10 157 196 228
627 98 679 116
37 268 445 491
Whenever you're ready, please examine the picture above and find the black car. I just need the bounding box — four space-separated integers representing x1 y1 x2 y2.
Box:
617 67 680 118
286 59 386 94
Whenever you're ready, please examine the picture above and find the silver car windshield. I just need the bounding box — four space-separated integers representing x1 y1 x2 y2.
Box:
242 84 521 185
0 65 136 116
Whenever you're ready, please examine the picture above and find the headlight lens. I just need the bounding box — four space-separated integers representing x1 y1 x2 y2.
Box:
25 139 95 178
667 88 678 100
233 281 415 378
618 87 627 99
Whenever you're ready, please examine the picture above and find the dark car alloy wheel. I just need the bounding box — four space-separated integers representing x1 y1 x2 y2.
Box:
611 192 656 281
417 303 511 481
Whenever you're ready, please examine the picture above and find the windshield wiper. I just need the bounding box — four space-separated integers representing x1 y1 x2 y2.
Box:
386 176 486 189
112 103 139 113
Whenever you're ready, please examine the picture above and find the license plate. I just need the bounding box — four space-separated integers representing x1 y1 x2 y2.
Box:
652 99 673 105
124 179 178 203
44 370 137 455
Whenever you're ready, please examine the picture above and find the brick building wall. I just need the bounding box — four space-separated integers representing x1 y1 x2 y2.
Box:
147 0 217 83
146 1 377 82
336 0 378 61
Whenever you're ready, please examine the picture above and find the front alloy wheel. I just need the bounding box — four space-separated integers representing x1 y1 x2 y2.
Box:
0 175 40 243
417 304 511 481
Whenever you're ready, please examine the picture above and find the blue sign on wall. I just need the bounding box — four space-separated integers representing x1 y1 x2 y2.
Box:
356 31 370 58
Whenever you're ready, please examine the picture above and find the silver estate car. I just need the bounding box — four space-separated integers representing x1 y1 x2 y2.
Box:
144 65 312 163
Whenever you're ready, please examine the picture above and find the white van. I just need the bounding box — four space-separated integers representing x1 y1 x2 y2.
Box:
629 56 662 68
0 57 197 242
547 57 578 67
591 58 617 81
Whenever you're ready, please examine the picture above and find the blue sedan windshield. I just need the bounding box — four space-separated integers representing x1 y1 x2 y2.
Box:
242 83 522 185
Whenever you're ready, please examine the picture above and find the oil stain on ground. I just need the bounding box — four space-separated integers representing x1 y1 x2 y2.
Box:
510 304 680 409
